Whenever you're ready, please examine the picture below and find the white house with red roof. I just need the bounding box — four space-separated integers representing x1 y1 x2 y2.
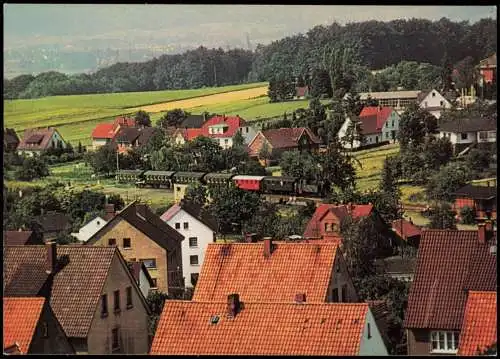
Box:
338 106 401 149
160 200 218 288
91 116 136 151
172 115 256 149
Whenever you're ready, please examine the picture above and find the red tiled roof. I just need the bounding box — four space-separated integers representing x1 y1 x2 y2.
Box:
151 301 369 355
186 128 203 141
17 128 61 151
358 107 394 135
391 219 421 240
3 297 45 354
303 204 374 239
113 116 136 128
192 242 339 303
458 291 497 355
160 204 181 222
259 127 322 149
3 245 118 338
91 123 115 139
404 230 497 331
3 231 41 246
201 115 247 138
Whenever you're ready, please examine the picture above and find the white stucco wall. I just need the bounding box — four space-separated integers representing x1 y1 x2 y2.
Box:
338 118 362 149
381 111 400 142
92 139 110 151
241 126 257 144
419 89 452 110
359 309 389 356
439 131 476 145
215 137 233 149
72 216 108 242
139 268 151 298
477 130 497 143
164 209 216 288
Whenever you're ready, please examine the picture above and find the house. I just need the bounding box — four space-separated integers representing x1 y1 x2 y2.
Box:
172 127 203 146
347 90 422 113
390 218 421 248
71 216 108 243
247 127 322 160
375 255 417 282
91 116 136 151
17 127 67 157
36 212 72 241
150 296 388 355
303 203 377 240
417 89 453 119
479 53 496 85
367 300 393 351
127 261 155 298
403 225 497 355
338 106 400 148
204 115 257 148
3 243 151 354
294 85 310 100
457 291 497 355
113 126 161 154
4 128 20 152
179 114 208 128
160 200 218 288
3 297 74 354
193 240 358 303
4 230 44 246
85 201 184 295
452 183 497 220
437 116 496 154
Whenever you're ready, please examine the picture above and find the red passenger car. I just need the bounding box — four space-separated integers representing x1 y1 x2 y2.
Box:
232 175 265 191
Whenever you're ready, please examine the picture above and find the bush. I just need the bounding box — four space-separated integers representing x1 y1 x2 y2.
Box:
460 206 476 225
14 157 50 181
60 153 70 162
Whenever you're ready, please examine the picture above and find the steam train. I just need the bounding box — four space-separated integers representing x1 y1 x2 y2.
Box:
116 170 327 197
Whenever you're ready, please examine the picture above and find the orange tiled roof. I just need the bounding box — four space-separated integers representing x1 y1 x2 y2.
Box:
192 242 339 303
3 297 45 354
150 301 369 355
458 291 497 355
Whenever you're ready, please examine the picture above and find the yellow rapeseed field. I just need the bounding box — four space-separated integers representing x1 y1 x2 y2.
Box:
129 86 268 113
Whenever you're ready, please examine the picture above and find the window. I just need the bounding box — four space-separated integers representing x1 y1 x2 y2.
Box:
141 259 157 269
440 100 444 106
432 92 436 97
391 120 394 127
126 287 133 309
42 321 48 338
488 130 496 139
108 238 116 246
332 288 339 302
430 331 459 353
112 328 120 352
224 139 228 144
113 290 120 312
190 255 199 266
123 238 131 249
101 294 108 317
324 222 329 232
461 133 468 140
189 237 198 248
341 284 347 303
151 278 158 288
175 222 180 229
246 127 249 133
367 323 372 339
183 222 189 229
191 273 199 286
176 187 181 192
424 101 428 108
479 131 488 140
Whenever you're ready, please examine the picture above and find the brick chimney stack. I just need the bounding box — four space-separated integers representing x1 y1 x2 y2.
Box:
263 238 273 258
478 223 486 244
45 241 57 274
227 293 240 318
485 220 493 232
104 204 115 221
294 293 306 304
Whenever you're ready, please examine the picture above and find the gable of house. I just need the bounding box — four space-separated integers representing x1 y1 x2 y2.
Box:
18 128 66 151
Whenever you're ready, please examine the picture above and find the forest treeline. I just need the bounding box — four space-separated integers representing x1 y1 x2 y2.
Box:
4 17 496 99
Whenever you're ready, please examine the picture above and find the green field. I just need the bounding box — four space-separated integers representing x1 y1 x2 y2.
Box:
4 82 267 146
353 143 400 191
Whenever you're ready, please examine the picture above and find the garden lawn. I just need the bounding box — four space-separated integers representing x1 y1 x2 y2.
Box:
353 143 400 191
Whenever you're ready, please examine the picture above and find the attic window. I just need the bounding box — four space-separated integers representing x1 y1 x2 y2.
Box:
432 92 436 97
210 315 220 325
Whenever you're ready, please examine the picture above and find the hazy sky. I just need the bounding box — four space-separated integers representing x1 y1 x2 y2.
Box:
4 5 497 50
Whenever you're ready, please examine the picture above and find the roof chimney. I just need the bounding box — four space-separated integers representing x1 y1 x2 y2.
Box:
227 293 240 318
45 241 57 274
104 203 115 221
294 293 306 304
478 224 486 244
485 220 493 232
263 238 273 258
